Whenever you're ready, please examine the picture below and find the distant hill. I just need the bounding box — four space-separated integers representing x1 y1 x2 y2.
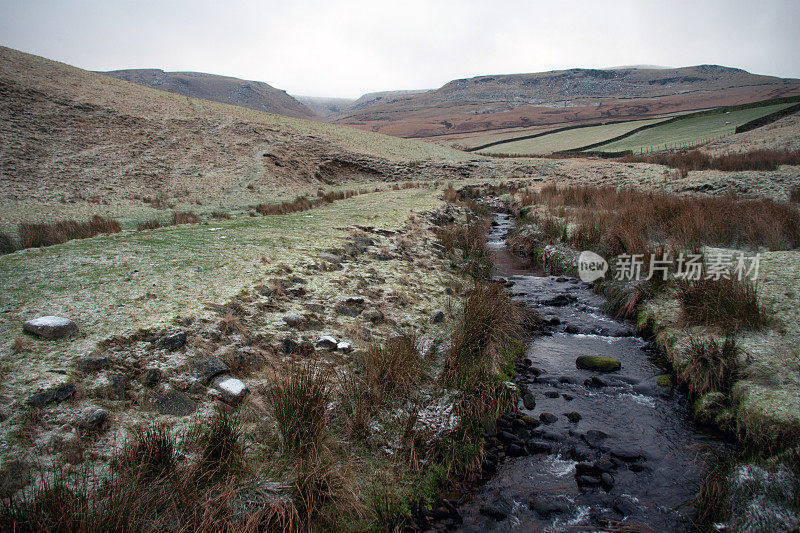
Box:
293 95 356 117
343 89 431 114
333 65 800 137
99 68 316 119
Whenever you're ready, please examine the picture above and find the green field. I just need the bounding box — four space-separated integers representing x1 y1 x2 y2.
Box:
595 103 796 153
479 118 667 155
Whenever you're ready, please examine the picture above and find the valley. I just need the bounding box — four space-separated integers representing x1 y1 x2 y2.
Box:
1 42 799 532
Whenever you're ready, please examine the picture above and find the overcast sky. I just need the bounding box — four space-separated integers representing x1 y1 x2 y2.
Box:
1 0 798 98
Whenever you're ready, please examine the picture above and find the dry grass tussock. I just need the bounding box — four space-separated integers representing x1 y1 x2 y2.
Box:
0 410 300 532
676 277 771 333
620 149 800 177
17 215 121 249
516 184 800 253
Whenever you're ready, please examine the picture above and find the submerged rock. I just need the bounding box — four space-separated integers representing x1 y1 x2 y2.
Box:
576 356 621 372
23 316 77 339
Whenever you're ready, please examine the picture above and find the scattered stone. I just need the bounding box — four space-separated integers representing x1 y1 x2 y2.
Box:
576 356 621 372
283 312 304 327
431 310 446 324
544 391 560 398
526 440 553 454
0 460 30 497
520 414 540 428
191 355 229 385
161 331 187 351
154 390 197 416
584 376 606 388
27 390 55 407
109 373 126 400
23 316 77 339
576 474 602 487
564 324 580 334
562 393 574 401
566 412 582 423
601 473 615 489
143 368 161 387
336 341 353 353
318 253 342 265
211 375 249 405
539 412 558 424
523 393 536 410
582 430 609 448
508 443 526 456
335 302 363 317
555 277 569 282
611 448 642 462
529 495 570 518
282 337 298 354
77 354 109 372
479 497 513 521
316 335 338 350
594 458 615 473
541 294 576 307
53 383 75 402
78 407 108 430
613 498 636 517
362 308 384 324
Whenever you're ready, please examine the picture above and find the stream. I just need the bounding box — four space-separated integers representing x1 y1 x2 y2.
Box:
450 212 722 532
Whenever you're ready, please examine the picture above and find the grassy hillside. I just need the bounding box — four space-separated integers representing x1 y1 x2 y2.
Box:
480 118 667 155
0 47 470 230
596 103 796 153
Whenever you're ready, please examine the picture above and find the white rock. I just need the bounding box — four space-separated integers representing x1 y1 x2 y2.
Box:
283 312 304 327
336 341 353 353
211 375 249 405
316 335 338 350
23 316 77 339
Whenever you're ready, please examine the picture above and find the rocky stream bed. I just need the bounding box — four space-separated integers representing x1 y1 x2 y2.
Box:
437 212 727 532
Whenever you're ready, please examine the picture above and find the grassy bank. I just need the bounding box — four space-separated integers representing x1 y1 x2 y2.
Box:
0 185 532 531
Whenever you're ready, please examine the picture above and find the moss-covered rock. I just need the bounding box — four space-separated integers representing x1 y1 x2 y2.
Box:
657 374 674 387
575 356 621 372
693 391 727 425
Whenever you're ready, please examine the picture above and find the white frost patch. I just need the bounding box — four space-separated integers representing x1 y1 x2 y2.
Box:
27 316 72 327
215 377 247 396
726 463 800 531
414 390 461 438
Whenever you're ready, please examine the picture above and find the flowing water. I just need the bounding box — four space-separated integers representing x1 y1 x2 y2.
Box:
452 213 723 532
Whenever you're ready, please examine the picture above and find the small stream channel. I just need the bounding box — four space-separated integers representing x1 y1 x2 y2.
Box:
450 212 723 532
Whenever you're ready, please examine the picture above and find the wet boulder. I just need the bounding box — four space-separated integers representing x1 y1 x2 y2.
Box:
576 356 621 372
23 316 77 340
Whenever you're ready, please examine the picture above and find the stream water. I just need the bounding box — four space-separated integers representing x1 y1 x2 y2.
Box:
452 213 722 532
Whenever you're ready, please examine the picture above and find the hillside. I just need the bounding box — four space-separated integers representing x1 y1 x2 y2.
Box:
0 47 470 228
333 65 800 137
100 68 316 119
